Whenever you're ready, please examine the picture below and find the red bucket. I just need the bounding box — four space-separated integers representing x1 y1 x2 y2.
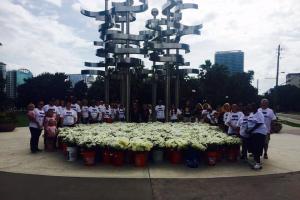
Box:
134 152 148 167
62 143 68 156
81 150 96 166
102 148 112 164
112 151 125 167
227 147 239 162
169 149 183 164
206 151 218 166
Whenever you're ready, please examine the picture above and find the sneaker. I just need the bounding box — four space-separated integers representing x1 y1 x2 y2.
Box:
252 163 262 170
264 154 268 159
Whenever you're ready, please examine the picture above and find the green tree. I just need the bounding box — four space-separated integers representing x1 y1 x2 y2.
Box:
17 73 71 106
73 80 88 100
265 85 300 112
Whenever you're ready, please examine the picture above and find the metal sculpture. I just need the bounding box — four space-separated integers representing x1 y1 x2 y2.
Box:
81 0 201 122
81 0 149 122
143 0 202 121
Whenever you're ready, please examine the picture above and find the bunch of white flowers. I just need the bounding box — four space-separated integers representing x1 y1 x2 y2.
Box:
58 123 241 151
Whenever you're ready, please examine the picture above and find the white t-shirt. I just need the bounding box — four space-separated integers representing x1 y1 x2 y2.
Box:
43 105 59 115
207 110 218 124
258 108 276 133
118 108 126 120
247 111 267 135
111 108 117 119
155 105 165 119
225 111 244 135
98 105 105 120
81 106 89 118
103 108 112 119
61 109 77 126
237 115 250 138
34 108 45 128
88 106 99 120
170 108 182 120
57 106 65 116
223 112 230 123
71 104 81 113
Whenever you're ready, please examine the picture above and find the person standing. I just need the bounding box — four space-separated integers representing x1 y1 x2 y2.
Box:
170 104 182 123
237 104 252 160
141 104 150 123
117 104 126 122
70 98 81 124
88 101 99 124
27 101 45 153
247 103 267 170
193 103 203 122
81 99 89 124
258 99 277 159
103 103 112 123
182 101 192 122
155 100 166 122
225 104 244 136
60 101 78 127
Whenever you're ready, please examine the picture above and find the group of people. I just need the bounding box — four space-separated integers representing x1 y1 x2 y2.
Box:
27 97 277 170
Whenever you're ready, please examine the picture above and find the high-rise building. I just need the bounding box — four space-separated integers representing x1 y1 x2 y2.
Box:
0 62 6 93
0 62 6 79
286 73 300 88
215 50 244 73
6 68 33 99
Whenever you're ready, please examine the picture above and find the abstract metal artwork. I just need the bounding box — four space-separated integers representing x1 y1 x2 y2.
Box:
81 0 202 121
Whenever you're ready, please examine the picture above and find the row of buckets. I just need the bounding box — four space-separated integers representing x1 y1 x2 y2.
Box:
57 142 241 168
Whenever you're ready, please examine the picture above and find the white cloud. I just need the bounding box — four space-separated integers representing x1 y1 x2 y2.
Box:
44 0 62 7
0 0 90 75
1 0 300 94
71 2 81 12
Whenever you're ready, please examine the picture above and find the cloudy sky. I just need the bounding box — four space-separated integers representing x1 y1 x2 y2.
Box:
0 0 299 94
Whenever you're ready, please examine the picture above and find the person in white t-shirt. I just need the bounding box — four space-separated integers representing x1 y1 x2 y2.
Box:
225 104 244 136
247 103 267 170
97 100 105 122
237 104 252 160
61 101 78 127
103 103 112 123
170 104 182 123
117 104 126 122
81 99 89 124
155 100 166 122
88 101 99 123
258 99 277 159
43 99 59 118
27 101 45 153
71 99 81 123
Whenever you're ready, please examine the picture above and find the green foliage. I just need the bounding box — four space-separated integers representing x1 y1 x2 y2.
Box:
73 80 88 100
87 76 105 100
265 85 300 112
0 112 17 124
17 73 71 106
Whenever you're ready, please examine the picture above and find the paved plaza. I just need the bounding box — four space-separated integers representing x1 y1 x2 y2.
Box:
0 125 300 200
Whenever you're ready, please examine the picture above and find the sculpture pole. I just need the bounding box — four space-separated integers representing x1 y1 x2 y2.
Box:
104 0 109 104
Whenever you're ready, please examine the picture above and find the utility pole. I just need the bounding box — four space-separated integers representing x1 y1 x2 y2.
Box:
275 44 282 111
276 44 282 88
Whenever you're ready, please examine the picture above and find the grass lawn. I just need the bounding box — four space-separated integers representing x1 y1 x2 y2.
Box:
16 112 28 127
279 119 300 128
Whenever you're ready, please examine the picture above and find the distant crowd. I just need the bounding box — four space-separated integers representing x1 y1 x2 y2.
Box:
27 97 277 170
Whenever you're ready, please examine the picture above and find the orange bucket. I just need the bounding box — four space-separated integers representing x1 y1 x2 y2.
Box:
134 152 148 167
169 149 183 164
112 151 125 166
81 150 96 166
102 148 112 164
207 151 218 166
